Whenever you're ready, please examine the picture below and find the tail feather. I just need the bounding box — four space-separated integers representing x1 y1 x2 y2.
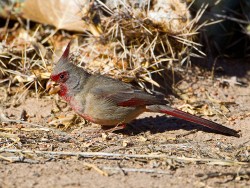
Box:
142 105 240 137
156 107 240 137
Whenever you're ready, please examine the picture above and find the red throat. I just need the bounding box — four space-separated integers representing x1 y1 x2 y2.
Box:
58 84 71 102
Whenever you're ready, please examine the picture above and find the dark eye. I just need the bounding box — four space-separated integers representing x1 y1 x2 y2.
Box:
59 74 64 79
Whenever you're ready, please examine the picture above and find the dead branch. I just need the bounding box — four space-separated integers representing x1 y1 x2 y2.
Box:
0 149 248 166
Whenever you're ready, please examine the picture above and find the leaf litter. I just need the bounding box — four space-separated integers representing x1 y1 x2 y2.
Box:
0 0 249 187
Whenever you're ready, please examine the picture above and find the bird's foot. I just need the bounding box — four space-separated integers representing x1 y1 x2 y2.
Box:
101 123 126 133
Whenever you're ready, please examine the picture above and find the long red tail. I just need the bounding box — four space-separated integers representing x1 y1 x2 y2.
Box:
146 105 240 137
160 108 240 137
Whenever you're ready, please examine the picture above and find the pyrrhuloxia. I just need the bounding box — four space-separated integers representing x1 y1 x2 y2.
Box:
46 42 240 137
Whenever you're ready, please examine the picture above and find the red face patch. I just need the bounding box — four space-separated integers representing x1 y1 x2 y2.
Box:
51 71 69 83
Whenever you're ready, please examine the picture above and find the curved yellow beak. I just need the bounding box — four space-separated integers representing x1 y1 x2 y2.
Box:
46 80 61 95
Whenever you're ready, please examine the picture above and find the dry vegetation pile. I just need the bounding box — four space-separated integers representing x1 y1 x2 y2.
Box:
0 0 249 187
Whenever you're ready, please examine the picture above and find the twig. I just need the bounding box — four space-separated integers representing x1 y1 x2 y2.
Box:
213 13 250 24
0 113 74 140
0 155 39 164
0 132 20 141
0 149 248 166
84 162 109 176
102 166 170 174
0 113 46 128
196 171 250 180
0 127 50 132
117 162 128 175
0 155 13 162
176 130 198 138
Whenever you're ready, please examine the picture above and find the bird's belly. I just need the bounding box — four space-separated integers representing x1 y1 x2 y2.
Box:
72 94 146 126
81 106 145 126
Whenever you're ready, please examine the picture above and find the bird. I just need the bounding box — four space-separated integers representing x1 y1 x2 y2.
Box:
46 42 240 137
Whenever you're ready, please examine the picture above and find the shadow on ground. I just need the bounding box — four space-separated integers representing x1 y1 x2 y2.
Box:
113 115 235 137
193 57 250 80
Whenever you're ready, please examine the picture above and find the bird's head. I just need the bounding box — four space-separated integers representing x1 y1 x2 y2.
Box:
46 41 87 99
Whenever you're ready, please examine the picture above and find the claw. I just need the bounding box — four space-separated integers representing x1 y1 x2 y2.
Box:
46 80 61 95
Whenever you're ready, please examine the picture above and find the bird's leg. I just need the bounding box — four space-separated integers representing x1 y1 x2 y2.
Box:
83 124 126 141
101 123 127 133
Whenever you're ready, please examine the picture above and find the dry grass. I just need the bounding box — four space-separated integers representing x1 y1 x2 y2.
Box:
77 0 207 92
0 0 206 97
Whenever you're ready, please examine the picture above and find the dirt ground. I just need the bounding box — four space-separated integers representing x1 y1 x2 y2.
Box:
0 61 250 188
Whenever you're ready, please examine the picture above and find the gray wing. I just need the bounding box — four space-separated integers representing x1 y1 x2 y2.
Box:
90 77 166 107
